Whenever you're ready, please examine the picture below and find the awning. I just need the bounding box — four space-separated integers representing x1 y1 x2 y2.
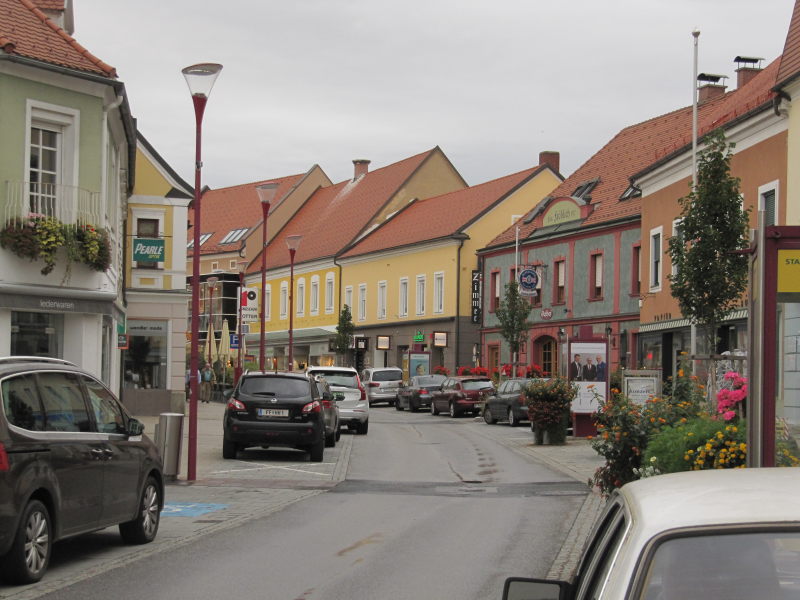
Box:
638 308 748 333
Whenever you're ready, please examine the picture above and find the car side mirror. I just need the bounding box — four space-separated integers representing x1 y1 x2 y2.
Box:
127 418 145 437
502 577 570 600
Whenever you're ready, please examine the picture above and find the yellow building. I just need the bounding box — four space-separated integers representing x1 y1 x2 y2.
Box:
338 157 562 374
123 133 193 414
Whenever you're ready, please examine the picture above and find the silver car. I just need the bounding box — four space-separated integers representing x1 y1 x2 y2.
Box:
361 367 404 406
306 367 369 435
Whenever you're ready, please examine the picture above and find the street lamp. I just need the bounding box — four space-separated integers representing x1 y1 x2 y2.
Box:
286 234 302 371
206 275 219 365
235 260 248 384
256 182 279 371
183 61 222 482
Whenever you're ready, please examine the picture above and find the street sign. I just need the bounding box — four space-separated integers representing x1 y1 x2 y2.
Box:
230 333 239 349
240 287 258 322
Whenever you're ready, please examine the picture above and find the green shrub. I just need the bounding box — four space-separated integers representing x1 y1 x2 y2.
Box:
644 416 725 474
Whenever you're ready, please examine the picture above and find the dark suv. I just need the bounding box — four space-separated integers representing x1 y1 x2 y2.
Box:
222 371 337 462
0 357 164 584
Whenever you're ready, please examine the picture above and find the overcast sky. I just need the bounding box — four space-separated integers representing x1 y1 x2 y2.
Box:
73 1 794 190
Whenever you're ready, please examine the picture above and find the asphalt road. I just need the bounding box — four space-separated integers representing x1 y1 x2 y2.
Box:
25 408 589 600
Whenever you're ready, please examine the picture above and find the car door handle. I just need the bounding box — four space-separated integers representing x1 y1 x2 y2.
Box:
103 448 114 460
90 448 105 460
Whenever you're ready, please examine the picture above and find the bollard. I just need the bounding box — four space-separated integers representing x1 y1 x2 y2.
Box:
156 412 184 480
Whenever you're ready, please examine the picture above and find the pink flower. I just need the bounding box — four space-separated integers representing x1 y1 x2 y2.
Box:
723 410 737 421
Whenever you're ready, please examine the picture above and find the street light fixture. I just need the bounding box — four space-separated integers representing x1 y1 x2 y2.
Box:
286 234 302 371
235 260 248 385
256 182 279 371
206 275 219 365
183 61 222 482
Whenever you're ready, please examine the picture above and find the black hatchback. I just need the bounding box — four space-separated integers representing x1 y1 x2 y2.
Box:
0 357 163 585
222 371 333 462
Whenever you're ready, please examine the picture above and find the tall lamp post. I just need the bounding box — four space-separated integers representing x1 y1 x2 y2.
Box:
206 275 219 365
286 234 302 371
183 62 222 482
256 183 279 371
235 260 248 384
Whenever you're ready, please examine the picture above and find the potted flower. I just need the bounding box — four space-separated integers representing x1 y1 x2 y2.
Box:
432 365 450 376
0 215 65 275
526 376 577 445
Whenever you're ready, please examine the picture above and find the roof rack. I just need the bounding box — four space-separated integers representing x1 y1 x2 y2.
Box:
0 356 77 366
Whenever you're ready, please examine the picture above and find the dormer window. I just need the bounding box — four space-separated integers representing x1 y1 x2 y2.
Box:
620 185 641 200
219 228 248 244
572 178 599 200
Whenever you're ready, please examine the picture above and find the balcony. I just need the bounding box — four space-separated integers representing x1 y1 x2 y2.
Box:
3 180 102 227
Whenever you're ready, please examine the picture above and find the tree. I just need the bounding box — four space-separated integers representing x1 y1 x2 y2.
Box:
495 281 533 366
667 129 750 352
333 304 355 366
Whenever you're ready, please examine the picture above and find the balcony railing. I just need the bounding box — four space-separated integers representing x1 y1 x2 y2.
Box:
3 180 102 227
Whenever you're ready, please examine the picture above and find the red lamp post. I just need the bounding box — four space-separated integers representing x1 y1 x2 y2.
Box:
235 260 248 385
286 234 302 371
183 62 222 482
256 183 279 371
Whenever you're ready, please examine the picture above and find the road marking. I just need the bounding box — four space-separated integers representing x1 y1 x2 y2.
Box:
211 464 332 476
162 502 229 517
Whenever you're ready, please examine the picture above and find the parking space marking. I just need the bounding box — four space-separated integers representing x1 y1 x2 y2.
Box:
211 464 333 476
162 502 229 517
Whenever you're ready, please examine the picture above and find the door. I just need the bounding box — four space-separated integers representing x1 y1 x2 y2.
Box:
488 345 500 375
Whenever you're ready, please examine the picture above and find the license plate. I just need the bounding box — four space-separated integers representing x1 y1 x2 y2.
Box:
257 408 288 417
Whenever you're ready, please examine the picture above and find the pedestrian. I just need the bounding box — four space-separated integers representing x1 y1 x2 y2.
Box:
200 362 215 403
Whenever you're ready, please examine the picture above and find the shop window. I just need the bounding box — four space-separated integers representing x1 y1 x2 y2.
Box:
11 311 63 358
123 320 168 390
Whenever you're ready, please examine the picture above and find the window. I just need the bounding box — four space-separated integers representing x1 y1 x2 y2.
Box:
29 126 60 215
219 228 248 244
619 184 641 200
541 339 554 376
759 181 779 227
590 252 603 299
84 375 126 434
325 272 335 314
211 262 219 271
344 286 353 312
229 259 237 270
358 284 367 321
490 270 500 312
37 371 91 432
650 227 663 291
310 276 319 315
280 281 288 319
416 275 426 316
377 281 387 319
399 277 409 317
433 272 444 314
136 218 159 270
2 374 44 431
297 278 305 316
671 219 683 277
631 243 641 296
554 259 566 304
531 265 543 307
264 285 271 321
572 178 600 200
187 233 212 249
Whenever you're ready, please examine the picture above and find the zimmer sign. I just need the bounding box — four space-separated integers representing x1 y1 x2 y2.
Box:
133 238 165 263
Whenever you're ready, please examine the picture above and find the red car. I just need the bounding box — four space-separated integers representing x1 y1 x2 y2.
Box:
430 376 495 418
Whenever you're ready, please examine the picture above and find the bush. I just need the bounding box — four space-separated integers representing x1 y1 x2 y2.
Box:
644 416 726 474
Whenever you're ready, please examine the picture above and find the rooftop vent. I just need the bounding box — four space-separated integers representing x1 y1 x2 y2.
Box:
697 73 728 103
734 56 765 89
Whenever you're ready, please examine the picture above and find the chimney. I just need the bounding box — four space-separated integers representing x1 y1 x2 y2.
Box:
539 151 560 174
697 73 728 104
32 0 74 34
734 56 764 89
353 159 370 181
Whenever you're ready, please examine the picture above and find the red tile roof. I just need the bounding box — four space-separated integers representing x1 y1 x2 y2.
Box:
188 173 307 257
340 166 549 259
30 0 62 9
777 0 800 88
487 58 781 249
0 0 115 77
247 149 438 273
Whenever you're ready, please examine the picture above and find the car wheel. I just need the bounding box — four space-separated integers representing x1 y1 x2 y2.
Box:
410 400 418 412
431 401 440 416
484 405 497 424
356 420 369 435
335 427 341 442
222 437 238 459
508 408 520 427
309 435 324 462
325 429 336 447
396 400 403 411
0 499 51 584
119 476 160 545
449 402 458 418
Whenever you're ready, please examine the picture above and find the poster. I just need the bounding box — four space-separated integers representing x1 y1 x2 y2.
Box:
623 370 662 405
567 341 608 413
409 352 430 378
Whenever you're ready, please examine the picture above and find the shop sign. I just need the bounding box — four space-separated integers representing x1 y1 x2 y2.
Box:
128 320 168 335
132 238 165 262
518 267 539 296
471 270 482 324
622 370 662 405
778 250 800 293
543 200 580 226
540 308 553 320
433 332 448 347
355 337 369 350
413 330 425 343
240 288 259 322
117 334 129 350
377 335 391 350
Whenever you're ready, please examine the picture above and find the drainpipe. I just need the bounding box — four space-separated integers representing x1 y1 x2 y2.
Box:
453 233 469 368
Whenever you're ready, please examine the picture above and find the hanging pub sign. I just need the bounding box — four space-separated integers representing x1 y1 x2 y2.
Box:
518 266 539 297
132 238 165 263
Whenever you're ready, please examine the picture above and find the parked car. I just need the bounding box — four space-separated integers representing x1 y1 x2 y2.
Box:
313 377 341 447
503 468 800 600
361 367 404 406
306 366 369 435
222 371 337 461
0 356 163 585
484 377 541 427
430 376 494 418
396 374 447 412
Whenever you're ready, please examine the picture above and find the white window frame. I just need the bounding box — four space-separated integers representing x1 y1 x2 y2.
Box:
671 218 683 277
345 286 353 312
758 180 780 228
325 272 335 314
649 226 663 292
433 271 444 314
280 281 288 319
358 284 367 322
310 275 320 316
399 277 409 318
296 277 305 317
416 275 426 316
264 284 272 321
377 280 387 320
229 259 237 270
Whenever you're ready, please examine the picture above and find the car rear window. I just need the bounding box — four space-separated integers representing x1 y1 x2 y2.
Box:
463 379 494 391
310 371 359 388
240 376 310 397
373 370 403 382
415 375 446 386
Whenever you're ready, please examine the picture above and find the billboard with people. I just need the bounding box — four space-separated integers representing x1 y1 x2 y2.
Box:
568 341 608 413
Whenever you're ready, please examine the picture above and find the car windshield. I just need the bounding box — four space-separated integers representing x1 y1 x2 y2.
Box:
240 376 309 396
463 379 494 391
414 375 446 386
311 371 359 388
373 369 403 382
640 531 800 600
